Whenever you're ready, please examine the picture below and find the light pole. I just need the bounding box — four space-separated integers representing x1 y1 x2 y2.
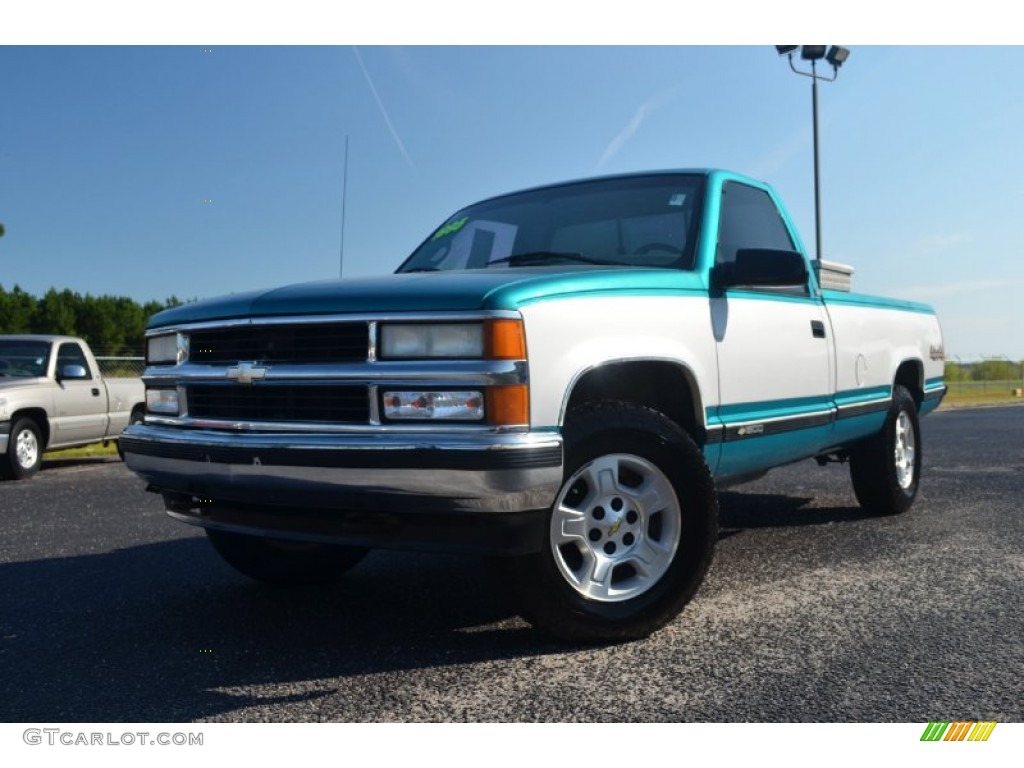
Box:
775 45 850 263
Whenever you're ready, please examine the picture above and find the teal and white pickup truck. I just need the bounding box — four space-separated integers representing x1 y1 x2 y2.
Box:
121 169 946 642
1 335 145 479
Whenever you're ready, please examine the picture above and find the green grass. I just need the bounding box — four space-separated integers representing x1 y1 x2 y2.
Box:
941 381 1024 409
45 442 120 460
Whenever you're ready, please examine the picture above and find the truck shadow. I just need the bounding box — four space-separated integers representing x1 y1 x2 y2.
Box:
0 536 554 722
0 491 876 722
718 490 874 532
40 456 121 472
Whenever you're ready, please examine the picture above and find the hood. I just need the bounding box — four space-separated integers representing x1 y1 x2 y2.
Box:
0 378 47 418
0 377 46 391
148 267 708 329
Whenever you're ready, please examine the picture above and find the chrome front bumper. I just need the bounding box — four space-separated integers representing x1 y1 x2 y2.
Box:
120 423 563 515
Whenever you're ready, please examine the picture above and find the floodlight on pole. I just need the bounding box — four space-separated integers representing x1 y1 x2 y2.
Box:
774 45 851 263
827 46 850 68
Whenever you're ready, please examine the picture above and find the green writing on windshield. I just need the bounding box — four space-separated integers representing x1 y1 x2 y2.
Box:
432 216 469 240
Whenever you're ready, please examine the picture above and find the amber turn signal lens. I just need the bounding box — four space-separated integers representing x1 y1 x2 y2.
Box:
486 385 529 425
484 319 526 359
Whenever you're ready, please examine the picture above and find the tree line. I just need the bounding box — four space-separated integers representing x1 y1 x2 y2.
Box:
0 284 184 355
945 359 1022 383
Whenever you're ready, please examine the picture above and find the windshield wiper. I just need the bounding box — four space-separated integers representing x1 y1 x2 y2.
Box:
401 266 443 273
489 252 629 267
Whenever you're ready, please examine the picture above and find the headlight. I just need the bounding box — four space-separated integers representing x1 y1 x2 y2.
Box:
380 323 483 359
146 333 189 365
379 319 525 360
146 387 180 415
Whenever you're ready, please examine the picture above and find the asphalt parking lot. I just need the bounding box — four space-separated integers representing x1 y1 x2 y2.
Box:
1 405 1021 722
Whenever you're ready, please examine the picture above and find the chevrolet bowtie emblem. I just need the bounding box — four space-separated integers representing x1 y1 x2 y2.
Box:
226 362 268 385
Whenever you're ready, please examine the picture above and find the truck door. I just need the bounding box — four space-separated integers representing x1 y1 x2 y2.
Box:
52 341 108 445
709 181 834 480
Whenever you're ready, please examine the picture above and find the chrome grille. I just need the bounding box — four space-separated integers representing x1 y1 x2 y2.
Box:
189 323 369 364
187 384 370 424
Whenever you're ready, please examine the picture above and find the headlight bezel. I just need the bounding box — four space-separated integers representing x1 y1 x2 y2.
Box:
378 323 484 360
381 390 485 422
146 332 189 366
145 387 180 416
378 319 525 361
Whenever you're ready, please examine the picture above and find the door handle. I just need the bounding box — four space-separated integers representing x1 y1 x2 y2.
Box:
91 388 101 397
811 320 826 339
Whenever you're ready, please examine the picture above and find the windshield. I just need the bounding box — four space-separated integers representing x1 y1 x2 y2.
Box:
0 340 51 378
397 174 705 273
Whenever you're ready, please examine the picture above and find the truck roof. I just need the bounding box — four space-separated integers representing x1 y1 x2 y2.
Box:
0 334 87 344
463 168 760 210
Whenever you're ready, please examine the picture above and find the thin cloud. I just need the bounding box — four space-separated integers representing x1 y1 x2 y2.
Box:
598 89 678 169
352 46 415 173
746 124 811 180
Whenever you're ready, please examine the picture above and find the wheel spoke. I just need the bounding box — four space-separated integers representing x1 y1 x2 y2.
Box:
630 537 669 578
636 486 663 514
583 553 614 599
553 505 588 544
596 464 618 497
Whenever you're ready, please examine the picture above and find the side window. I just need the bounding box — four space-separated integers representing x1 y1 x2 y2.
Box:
716 182 795 265
56 342 93 379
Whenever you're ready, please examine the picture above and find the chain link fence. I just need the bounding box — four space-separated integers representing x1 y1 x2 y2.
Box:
945 357 1024 404
95 356 146 378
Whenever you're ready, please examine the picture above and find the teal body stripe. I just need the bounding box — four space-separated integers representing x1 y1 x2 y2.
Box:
710 388 889 427
828 411 888 449
505 286 706 307
484 269 709 309
834 385 892 407
718 290 822 306
708 388 895 479
714 425 834 480
821 289 936 315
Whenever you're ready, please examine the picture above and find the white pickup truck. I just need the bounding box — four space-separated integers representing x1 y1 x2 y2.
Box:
121 169 946 642
0 335 145 479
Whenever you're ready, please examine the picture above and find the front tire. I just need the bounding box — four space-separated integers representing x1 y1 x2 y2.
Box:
205 528 369 587
495 401 718 643
2 417 43 480
849 384 922 515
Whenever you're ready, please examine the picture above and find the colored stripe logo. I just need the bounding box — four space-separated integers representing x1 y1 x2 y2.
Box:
921 721 997 741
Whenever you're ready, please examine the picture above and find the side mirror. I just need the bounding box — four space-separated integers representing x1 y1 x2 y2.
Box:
716 249 809 289
58 364 88 381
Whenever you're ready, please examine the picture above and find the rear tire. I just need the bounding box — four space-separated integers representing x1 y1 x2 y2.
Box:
205 528 369 587
849 384 921 515
494 400 718 643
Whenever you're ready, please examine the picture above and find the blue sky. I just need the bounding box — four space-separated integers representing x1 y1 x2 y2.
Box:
1 42 1022 359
